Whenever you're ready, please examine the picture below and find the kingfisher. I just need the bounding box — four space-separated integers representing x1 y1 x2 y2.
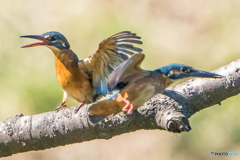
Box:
21 31 142 113
89 53 224 118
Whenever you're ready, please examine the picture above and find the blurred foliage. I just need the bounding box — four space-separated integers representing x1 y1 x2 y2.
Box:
1 0 240 160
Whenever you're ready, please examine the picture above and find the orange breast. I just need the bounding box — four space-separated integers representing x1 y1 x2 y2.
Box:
55 55 73 87
54 55 93 103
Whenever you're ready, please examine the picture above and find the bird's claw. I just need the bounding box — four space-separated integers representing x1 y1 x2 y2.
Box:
74 102 85 114
54 102 67 112
122 99 133 114
122 107 133 114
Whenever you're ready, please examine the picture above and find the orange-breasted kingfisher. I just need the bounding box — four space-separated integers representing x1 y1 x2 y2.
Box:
21 31 142 113
89 53 224 118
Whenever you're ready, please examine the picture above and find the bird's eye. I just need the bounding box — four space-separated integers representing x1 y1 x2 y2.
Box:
51 36 57 41
181 67 194 73
181 67 187 73
43 35 57 41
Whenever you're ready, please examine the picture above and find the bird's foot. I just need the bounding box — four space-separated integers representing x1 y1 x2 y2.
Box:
122 99 133 114
74 102 85 114
54 101 67 112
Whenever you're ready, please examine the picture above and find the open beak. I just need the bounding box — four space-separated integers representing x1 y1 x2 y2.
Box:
190 70 224 78
20 35 50 48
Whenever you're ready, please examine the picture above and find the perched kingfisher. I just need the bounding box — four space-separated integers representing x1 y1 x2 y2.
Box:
89 53 224 118
21 31 143 113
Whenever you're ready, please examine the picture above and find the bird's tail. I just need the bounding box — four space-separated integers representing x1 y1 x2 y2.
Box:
88 98 123 123
89 99 122 116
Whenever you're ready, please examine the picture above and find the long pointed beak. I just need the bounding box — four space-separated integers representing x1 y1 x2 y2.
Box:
190 70 224 78
20 35 50 48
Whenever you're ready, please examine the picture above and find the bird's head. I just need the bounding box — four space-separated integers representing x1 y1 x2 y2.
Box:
156 64 224 79
21 31 70 50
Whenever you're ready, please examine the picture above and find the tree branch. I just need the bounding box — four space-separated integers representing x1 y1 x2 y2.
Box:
0 59 240 157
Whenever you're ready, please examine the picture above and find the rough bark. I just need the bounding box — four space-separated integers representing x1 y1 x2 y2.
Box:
0 59 240 157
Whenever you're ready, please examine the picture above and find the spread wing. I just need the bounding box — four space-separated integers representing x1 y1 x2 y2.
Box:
79 31 143 97
107 53 145 91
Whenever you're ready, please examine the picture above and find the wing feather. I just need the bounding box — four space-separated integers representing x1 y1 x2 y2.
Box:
117 39 143 44
107 53 145 91
79 31 142 97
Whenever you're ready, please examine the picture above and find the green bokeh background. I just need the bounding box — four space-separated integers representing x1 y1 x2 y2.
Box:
1 0 240 160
